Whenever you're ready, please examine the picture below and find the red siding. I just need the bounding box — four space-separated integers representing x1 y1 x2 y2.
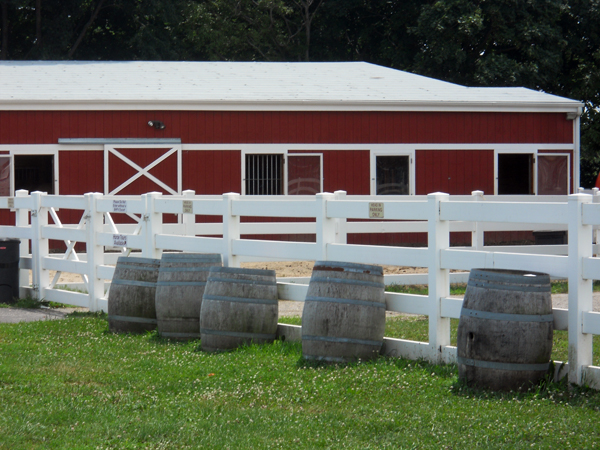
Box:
182 150 241 194
415 150 495 195
0 111 573 145
58 150 104 194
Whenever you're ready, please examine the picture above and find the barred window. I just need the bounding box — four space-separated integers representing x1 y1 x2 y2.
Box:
245 154 284 195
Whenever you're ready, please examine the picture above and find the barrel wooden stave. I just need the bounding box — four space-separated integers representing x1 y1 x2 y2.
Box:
155 253 222 340
302 261 385 362
200 267 278 352
108 257 161 334
457 269 553 391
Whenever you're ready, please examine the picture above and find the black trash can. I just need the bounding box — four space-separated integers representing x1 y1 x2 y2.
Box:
0 239 20 304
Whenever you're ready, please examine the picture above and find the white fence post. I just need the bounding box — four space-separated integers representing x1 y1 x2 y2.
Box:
568 193 594 385
141 192 162 259
316 192 336 260
427 192 451 363
593 188 599 254
471 190 484 250
30 191 49 301
222 193 240 267
85 193 105 312
182 189 196 236
334 190 347 244
15 190 29 296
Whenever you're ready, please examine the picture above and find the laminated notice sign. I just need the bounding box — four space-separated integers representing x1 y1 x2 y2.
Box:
113 234 127 247
7 198 14 209
112 200 127 213
182 200 193 214
369 202 384 219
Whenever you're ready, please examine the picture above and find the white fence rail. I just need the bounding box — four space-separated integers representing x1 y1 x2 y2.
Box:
1 188 599 388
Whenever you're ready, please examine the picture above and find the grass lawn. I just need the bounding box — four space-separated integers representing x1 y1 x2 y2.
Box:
1 313 600 449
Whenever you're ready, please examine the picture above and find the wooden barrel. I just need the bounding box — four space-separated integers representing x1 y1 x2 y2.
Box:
108 257 160 333
457 268 554 391
200 267 278 352
155 253 222 340
302 261 385 363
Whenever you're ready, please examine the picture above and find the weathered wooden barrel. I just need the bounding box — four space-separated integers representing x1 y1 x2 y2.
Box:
108 257 161 333
155 253 222 340
200 267 278 352
457 268 554 391
302 261 386 363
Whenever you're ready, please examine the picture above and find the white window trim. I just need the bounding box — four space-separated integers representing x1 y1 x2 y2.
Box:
0 148 59 195
370 149 415 196
241 149 324 195
495 149 572 195
537 152 571 196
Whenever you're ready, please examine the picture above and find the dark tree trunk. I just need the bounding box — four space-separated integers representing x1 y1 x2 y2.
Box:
1 1 8 60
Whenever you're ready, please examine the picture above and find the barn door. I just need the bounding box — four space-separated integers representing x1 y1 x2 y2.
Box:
104 144 182 195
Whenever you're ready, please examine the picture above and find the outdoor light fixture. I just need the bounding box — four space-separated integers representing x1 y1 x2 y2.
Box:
148 120 166 130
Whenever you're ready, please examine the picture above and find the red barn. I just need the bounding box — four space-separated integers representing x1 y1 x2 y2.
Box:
0 61 582 244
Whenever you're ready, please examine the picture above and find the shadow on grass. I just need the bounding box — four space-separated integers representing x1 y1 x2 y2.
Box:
448 366 600 411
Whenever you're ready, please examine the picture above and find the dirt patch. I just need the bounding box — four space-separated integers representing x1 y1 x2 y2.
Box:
240 261 426 278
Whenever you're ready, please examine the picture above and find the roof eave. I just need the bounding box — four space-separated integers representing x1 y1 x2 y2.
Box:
0 99 584 113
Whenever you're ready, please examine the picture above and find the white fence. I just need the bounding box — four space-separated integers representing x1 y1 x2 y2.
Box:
0 189 599 388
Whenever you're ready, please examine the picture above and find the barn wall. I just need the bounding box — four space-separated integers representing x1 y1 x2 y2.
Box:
0 111 574 145
415 150 495 195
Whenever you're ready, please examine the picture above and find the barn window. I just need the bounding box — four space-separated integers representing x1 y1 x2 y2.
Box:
287 154 322 195
376 155 409 195
497 153 533 195
537 155 569 195
245 154 284 195
14 155 55 195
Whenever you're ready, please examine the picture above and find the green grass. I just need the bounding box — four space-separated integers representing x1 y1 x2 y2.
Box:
2 315 598 449
386 280 600 296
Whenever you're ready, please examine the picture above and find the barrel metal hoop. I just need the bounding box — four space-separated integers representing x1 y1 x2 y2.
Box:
457 356 550 372
115 264 159 272
207 277 275 287
209 267 276 277
161 255 221 263
118 257 161 265
467 279 551 293
158 317 198 323
108 315 157 325
201 328 276 340
460 308 554 323
313 261 383 276
157 281 207 287
302 335 382 347
159 267 212 273
111 279 156 288
160 331 200 339
305 296 386 309
203 294 278 305
309 277 384 289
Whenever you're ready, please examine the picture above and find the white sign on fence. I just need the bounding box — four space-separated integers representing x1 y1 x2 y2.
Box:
182 200 193 214
369 202 384 219
112 200 127 213
113 234 128 247
7 198 14 209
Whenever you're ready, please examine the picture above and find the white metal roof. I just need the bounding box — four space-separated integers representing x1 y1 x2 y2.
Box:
0 61 583 112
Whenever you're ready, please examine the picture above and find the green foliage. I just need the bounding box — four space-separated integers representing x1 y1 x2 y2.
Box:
1 316 599 448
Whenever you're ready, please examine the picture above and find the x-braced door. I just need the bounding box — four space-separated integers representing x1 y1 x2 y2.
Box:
104 144 182 195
